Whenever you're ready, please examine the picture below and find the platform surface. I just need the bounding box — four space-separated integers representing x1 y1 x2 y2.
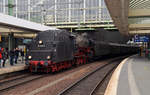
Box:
105 55 150 95
0 58 26 75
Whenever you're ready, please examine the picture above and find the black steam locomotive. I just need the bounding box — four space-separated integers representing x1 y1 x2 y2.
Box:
26 29 138 73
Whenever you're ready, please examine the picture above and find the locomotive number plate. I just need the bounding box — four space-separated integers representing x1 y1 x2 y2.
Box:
38 45 45 47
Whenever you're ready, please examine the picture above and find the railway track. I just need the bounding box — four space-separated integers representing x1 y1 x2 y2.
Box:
0 73 48 93
58 57 123 95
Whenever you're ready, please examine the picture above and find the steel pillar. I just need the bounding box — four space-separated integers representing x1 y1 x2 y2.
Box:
15 0 18 18
28 0 31 21
3 0 5 14
83 0 86 23
8 0 14 16
99 0 102 21
8 0 15 51
68 0 71 22
78 2 81 28
54 0 57 23
8 33 14 51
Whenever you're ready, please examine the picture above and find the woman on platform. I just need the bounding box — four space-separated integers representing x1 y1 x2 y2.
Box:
2 48 8 67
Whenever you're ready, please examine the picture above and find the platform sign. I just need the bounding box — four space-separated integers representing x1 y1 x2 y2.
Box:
134 35 140 42
134 35 149 42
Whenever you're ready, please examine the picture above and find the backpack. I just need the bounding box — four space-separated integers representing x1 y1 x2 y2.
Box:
0 53 2 59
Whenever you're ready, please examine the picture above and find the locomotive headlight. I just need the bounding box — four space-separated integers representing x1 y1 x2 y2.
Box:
47 56 51 60
28 56 32 59
39 40 43 44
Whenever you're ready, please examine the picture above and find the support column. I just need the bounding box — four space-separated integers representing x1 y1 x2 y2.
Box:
3 0 5 14
78 2 81 28
83 0 86 23
8 0 14 16
70 28 72 32
41 5 44 24
8 33 14 51
68 0 71 22
28 0 31 21
15 0 18 18
54 0 57 23
8 0 15 51
99 0 102 21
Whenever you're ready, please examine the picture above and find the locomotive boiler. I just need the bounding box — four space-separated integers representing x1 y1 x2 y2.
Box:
26 29 138 73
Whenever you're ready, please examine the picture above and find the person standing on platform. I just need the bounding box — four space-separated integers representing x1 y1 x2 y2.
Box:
2 48 8 67
0 47 3 68
14 48 19 64
0 53 1 68
9 49 15 66
20 49 24 63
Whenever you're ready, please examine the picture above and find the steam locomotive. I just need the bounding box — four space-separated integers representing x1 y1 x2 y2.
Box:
26 29 138 73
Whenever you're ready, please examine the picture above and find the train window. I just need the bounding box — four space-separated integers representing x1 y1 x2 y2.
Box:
54 33 57 41
63 36 65 40
53 44 56 47
59 36 62 41
55 33 57 36
61 36 63 40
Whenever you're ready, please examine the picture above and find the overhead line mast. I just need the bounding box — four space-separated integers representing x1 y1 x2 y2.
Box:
8 0 15 16
7 0 15 51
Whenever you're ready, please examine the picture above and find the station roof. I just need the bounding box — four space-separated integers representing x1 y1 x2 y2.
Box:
0 13 57 37
130 0 150 9
105 0 150 35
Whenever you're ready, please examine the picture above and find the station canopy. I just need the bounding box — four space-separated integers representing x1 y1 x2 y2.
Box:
0 13 57 38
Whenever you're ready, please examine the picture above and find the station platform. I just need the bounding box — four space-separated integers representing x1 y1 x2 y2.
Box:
0 58 27 75
105 54 150 95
